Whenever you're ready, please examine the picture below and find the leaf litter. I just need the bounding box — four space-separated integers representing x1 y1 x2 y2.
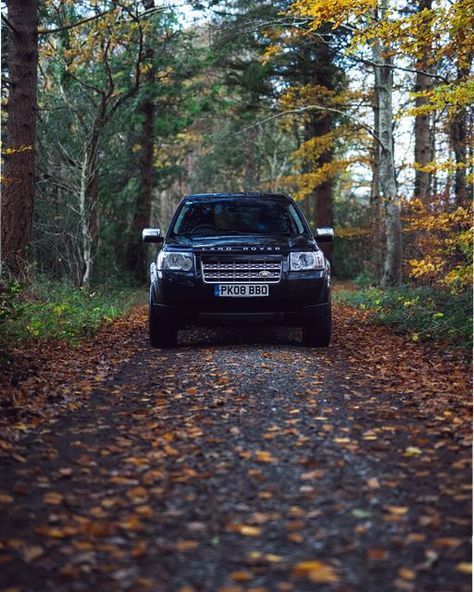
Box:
0 303 471 591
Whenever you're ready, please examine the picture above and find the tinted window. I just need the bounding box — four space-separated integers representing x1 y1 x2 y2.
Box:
172 199 306 236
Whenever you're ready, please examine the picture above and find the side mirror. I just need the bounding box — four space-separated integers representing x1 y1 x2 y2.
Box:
142 228 163 243
315 227 334 242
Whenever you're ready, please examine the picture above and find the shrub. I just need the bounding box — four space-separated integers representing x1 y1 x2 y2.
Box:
1 275 143 345
334 284 472 350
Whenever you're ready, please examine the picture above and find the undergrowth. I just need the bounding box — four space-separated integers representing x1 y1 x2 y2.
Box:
0 276 143 353
334 280 472 351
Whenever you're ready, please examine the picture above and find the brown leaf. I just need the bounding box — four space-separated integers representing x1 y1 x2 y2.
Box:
367 548 388 560
175 540 199 551
230 571 253 582
43 491 63 505
255 450 277 463
22 545 45 562
367 477 381 489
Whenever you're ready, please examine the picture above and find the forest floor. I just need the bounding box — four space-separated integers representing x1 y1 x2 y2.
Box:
0 302 471 592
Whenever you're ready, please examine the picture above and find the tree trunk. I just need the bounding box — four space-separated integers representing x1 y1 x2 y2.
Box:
243 124 258 190
78 144 99 287
450 66 471 207
301 35 335 259
126 76 155 281
373 1 402 288
370 92 383 279
126 0 156 282
1 0 39 274
413 0 433 202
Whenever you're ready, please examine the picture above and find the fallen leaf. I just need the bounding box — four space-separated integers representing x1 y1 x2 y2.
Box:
367 548 388 560
255 450 277 463
43 491 63 505
293 560 339 583
22 545 44 562
398 567 416 580
367 477 381 489
230 571 253 582
383 505 409 515
230 524 262 537
175 540 199 551
404 447 422 457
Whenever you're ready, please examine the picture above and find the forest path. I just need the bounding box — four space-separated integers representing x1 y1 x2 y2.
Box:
0 305 471 592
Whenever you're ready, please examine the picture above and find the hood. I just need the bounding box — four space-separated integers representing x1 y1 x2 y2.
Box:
164 234 317 254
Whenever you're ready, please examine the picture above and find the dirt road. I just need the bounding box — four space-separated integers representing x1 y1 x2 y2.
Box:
0 305 471 592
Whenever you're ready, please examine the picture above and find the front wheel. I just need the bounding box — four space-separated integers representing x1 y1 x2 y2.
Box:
302 304 331 347
149 290 177 348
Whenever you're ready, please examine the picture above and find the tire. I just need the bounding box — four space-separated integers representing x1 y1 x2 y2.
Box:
149 289 177 348
302 304 331 347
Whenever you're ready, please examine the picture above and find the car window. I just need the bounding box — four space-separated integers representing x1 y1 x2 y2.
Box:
172 199 307 236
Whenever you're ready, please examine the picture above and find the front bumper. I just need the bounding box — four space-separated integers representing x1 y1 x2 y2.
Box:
151 270 330 327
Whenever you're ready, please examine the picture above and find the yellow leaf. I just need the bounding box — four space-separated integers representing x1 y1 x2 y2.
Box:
404 447 422 456
232 525 262 537
455 562 472 574
119 515 144 531
35 525 77 539
293 560 339 583
398 568 416 580
384 506 409 515
255 450 277 463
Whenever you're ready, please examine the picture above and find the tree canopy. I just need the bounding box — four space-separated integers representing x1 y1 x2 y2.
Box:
1 0 472 290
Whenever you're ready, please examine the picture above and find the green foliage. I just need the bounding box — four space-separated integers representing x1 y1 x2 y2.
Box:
0 278 23 360
334 284 472 350
332 237 371 279
0 277 142 346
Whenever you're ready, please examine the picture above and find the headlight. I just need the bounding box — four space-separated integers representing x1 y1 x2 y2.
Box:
157 251 193 272
290 251 325 271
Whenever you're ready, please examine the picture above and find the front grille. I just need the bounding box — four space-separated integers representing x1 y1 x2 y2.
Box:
201 260 282 283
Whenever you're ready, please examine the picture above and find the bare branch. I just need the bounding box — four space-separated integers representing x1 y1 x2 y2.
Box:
244 105 384 149
38 8 116 35
67 70 105 97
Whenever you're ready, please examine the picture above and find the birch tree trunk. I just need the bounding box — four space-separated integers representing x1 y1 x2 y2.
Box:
373 0 402 287
78 133 100 286
1 0 39 274
370 91 383 278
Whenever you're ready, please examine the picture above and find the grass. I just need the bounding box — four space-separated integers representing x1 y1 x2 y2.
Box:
0 276 144 348
334 281 472 351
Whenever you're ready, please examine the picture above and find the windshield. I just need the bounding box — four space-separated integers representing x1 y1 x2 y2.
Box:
172 199 307 236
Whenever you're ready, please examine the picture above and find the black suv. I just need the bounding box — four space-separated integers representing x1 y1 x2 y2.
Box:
143 192 333 347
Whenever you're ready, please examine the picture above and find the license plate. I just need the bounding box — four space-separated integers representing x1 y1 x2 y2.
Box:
214 284 269 297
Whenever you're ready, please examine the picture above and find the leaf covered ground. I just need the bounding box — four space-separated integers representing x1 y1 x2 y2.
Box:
0 303 471 592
